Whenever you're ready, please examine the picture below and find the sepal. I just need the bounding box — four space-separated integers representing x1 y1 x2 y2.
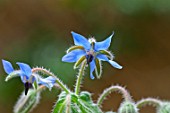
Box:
5 70 20 81
66 45 84 53
74 56 86 69
99 50 114 60
95 59 102 79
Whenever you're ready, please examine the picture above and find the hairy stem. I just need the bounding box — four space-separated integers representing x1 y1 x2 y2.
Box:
136 98 161 108
32 67 71 94
97 85 132 107
75 60 86 95
65 94 71 113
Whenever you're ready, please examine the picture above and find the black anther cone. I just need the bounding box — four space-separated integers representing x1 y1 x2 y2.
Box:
86 54 94 64
24 82 32 95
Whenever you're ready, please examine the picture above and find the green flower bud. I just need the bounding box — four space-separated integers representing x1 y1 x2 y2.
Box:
79 91 92 103
118 101 139 113
157 102 170 113
13 89 40 113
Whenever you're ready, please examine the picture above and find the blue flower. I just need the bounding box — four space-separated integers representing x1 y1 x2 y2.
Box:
38 76 56 90
62 31 122 79
2 60 56 95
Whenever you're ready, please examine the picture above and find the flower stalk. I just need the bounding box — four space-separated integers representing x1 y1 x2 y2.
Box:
97 85 132 107
32 67 71 94
136 98 161 108
75 60 87 95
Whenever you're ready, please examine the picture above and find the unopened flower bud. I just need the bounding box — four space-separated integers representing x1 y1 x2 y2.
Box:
14 89 40 113
118 101 139 113
157 102 170 113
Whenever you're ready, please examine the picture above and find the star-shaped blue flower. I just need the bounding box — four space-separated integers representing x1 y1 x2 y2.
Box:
2 60 56 95
62 31 122 79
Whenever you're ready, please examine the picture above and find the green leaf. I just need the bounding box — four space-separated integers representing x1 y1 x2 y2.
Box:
53 91 67 113
53 91 103 113
79 91 103 113
13 89 40 113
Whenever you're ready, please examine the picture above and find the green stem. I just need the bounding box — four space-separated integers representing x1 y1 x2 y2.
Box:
97 85 132 107
75 60 86 95
136 98 161 108
32 67 71 94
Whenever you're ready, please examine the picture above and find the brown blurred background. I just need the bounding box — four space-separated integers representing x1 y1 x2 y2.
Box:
0 0 170 113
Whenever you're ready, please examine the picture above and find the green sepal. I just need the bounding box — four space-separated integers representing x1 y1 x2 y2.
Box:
74 56 86 69
95 59 102 79
99 50 114 60
13 89 40 113
33 81 38 90
5 70 20 81
67 45 84 53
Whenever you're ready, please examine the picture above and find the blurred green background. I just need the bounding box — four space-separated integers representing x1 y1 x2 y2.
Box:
0 0 170 113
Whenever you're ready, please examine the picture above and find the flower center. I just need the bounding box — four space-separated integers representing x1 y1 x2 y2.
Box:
24 82 32 95
86 51 95 64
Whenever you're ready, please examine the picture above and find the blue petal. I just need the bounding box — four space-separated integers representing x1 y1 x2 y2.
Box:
96 54 122 69
38 76 56 90
16 62 32 78
62 50 86 62
94 33 114 51
19 73 27 83
96 54 109 61
71 31 91 50
2 59 14 74
89 60 96 79
108 60 123 69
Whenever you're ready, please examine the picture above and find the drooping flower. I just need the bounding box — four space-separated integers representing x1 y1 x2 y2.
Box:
38 76 56 90
62 31 122 79
2 60 56 95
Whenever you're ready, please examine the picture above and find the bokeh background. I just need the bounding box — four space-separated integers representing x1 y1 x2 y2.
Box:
0 0 170 113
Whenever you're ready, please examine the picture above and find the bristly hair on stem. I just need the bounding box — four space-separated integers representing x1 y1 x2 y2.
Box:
74 60 87 95
97 85 132 107
136 98 161 108
32 67 71 94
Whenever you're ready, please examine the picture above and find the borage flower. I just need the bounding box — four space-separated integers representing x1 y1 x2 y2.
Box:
2 60 56 95
62 31 122 79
